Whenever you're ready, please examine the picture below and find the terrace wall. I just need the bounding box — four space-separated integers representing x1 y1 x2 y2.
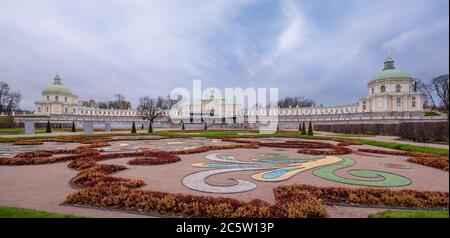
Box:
312 121 449 142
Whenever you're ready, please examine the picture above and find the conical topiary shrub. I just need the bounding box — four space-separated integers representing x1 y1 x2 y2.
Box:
141 123 144 130
301 122 306 135
71 121 76 132
148 122 153 133
182 122 185 131
307 121 314 136
204 123 207 130
131 121 136 133
46 121 52 133
299 122 302 132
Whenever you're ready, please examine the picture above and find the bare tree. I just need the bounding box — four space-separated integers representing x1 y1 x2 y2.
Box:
0 81 21 115
138 95 181 133
278 96 316 108
431 75 449 112
415 78 437 109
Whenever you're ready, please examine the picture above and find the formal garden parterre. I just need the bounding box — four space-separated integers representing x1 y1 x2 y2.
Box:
0 132 448 218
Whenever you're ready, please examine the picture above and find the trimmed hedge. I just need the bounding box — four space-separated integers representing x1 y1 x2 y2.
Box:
314 122 449 142
275 184 449 209
358 148 449 171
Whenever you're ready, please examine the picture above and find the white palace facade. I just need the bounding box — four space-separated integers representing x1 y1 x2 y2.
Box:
35 53 423 119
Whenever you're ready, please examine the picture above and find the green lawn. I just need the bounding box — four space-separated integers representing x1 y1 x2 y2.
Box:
369 210 449 218
0 205 82 218
424 111 440 117
342 138 449 157
328 133 376 137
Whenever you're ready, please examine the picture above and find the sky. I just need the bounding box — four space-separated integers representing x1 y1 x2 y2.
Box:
0 0 448 110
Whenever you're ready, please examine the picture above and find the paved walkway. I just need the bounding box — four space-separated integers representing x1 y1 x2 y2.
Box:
317 131 449 149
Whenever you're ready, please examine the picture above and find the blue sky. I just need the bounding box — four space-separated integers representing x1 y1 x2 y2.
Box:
0 0 448 110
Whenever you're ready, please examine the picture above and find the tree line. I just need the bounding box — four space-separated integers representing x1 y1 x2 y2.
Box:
80 94 132 110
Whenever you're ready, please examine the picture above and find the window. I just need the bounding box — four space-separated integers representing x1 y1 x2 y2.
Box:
396 98 401 108
380 85 386 93
46 106 49 112
371 88 374 94
65 97 68 102
395 84 401 92
73 108 76 113
363 101 366 110
47 96 50 101
412 97 416 108
55 96 59 101
65 108 67 113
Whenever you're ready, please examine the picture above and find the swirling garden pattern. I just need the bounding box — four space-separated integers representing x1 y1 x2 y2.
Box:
183 153 412 193
313 156 412 187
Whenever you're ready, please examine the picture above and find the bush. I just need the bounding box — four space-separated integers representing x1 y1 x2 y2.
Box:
71 122 76 132
45 121 51 133
301 122 306 135
131 122 136 134
274 184 449 209
307 121 314 136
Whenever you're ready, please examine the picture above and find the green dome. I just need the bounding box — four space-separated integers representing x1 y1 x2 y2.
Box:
372 69 410 81
43 84 73 95
42 74 74 95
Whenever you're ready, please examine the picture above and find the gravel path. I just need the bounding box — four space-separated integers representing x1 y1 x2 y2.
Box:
0 162 149 218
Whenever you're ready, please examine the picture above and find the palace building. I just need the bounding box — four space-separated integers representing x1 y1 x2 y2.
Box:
35 53 423 119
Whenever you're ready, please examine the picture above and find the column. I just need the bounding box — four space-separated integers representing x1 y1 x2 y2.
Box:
83 121 94 134
24 121 35 134
104 122 111 132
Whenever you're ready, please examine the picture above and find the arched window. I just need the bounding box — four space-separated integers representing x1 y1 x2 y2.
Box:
395 84 401 92
371 88 374 94
380 85 386 93
55 96 59 101
65 97 68 102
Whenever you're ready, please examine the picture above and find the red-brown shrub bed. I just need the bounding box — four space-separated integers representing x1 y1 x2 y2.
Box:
70 164 143 189
0 147 101 166
297 146 352 155
12 140 45 145
64 185 328 218
358 148 449 171
274 184 449 209
222 139 352 155
128 155 180 166
408 156 449 171
272 190 328 218
68 157 99 170
14 150 53 158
